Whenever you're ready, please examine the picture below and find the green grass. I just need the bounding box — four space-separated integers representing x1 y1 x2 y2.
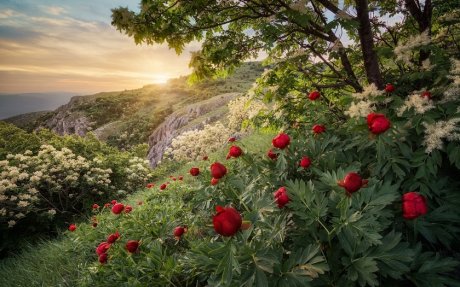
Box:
0 129 275 287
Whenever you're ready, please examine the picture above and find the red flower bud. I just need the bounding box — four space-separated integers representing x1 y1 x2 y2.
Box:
174 226 186 237
274 187 290 208
402 192 427 220
338 172 367 194
299 156 311 169
160 183 167 190
68 224 76 232
228 137 236 142
312 124 326 134
211 177 219 185
190 167 200 176
385 83 395 93
308 90 321 100
125 240 139 253
421 90 432 99
96 242 111 256
272 133 290 149
213 206 242 237
124 205 132 213
178 176 183 180
202 155 208 160
104 203 110 208
92 203 99 209
98 253 108 264
210 162 227 179
227 145 243 159
111 200 117 205
107 231 120 244
267 149 278 160
111 203 124 215
367 113 391 135
146 183 154 188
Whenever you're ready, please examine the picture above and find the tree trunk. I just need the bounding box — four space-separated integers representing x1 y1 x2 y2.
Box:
404 0 432 64
355 0 384 89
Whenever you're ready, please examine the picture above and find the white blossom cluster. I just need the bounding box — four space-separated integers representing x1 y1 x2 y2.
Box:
124 157 152 190
164 122 232 162
0 145 112 228
345 84 383 118
441 59 460 103
422 118 460 153
394 31 431 67
397 93 435 116
227 94 269 131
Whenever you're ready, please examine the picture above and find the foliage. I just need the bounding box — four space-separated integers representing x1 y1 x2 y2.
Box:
0 123 154 255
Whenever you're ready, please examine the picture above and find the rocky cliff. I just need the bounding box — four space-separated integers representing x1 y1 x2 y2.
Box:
40 96 92 136
147 93 239 167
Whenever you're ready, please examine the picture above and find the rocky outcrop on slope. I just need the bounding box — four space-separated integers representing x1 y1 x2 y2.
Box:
40 96 92 136
147 93 239 167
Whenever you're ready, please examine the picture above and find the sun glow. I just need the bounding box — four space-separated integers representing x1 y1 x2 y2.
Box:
152 74 171 84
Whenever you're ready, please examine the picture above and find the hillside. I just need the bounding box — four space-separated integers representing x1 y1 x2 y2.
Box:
9 62 264 151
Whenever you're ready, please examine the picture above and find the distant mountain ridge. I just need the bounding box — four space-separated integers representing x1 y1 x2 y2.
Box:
0 92 76 120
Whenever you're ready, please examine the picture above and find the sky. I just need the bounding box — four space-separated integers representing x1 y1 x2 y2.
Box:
0 0 197 94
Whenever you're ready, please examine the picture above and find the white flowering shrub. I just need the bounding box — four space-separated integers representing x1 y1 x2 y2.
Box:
227 94 268 130
0 145 113 228
124 157 152 190
164 122 231 162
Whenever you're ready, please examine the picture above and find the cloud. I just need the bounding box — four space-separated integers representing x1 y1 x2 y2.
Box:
0 1 196 94
44 6 66 16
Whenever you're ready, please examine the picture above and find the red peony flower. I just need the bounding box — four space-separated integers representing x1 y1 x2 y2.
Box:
272 133 290 149
312 124 326 134
228 137 236 142
385 83 395 93
421 90 432 99
227 145 243 159
104 203 111 208
111 200 117 205
111 203 124 215
267 149 278 160
172 177 177 181
299 156 311 169
160 183 167 190
146 183 154 189
338 172 368 195
98 253 108 264
367 113 391 135
210 162 227 179
173 226 186 238
92 203 99 209
68 224 76 232
402 192 428 220
96 242 111 256
274 187 290 208
202 155 208 161
213 206 242 237
178 176 183 181
125 240 139 253
124 205 132 213
189 167 200 176
107 231 120 244
309 90 321 100
211 177 219 185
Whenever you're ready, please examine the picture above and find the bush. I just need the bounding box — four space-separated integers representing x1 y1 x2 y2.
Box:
74 61 460 286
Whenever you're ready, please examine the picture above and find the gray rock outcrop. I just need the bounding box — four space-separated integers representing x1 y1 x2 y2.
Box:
147 93 239 167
